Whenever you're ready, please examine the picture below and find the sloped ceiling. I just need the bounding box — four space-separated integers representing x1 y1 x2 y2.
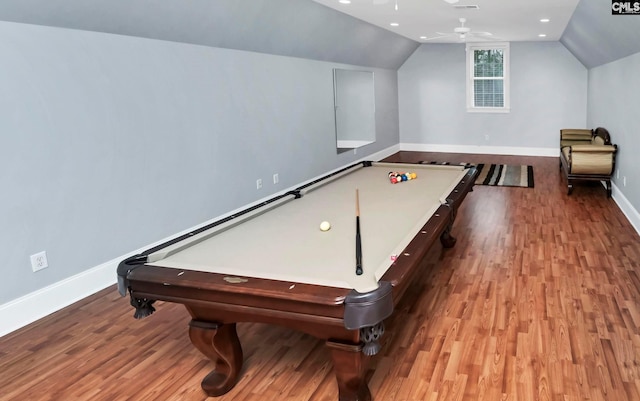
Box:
2 0 638 70
314 0 579 43
0 0 419 70
560 0 640 68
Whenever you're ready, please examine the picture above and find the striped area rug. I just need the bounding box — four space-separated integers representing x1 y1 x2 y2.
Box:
419 161 534 188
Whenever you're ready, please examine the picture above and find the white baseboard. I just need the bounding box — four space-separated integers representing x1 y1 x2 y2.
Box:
612 182 640 235
0 259 118 337
400 143 559 157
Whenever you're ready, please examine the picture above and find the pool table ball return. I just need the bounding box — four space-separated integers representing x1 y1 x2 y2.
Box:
117 161 477 401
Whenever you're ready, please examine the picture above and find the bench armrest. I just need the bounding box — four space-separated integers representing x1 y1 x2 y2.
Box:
569 144 617 153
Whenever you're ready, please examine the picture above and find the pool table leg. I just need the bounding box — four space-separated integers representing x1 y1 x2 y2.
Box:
188 320 243 396
326 340 371 401
439 226 457 248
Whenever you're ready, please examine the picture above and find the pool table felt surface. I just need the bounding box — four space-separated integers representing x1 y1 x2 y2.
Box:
147 162 468 293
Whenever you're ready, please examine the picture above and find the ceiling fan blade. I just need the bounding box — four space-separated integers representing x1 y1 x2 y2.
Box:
466 33 504 42
423 35 449 41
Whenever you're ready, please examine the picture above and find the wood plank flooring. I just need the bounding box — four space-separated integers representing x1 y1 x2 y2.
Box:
2 152 640 401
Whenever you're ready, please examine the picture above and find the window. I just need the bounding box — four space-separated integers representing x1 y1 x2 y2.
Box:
466 42 510 113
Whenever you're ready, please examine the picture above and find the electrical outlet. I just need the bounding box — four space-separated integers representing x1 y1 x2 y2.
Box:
485 134 490 141
273 173 279 184
256 179 263 190
30 251 48 272
623 176 627 187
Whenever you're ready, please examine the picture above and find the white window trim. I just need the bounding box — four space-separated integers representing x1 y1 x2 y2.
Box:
466 42 510 113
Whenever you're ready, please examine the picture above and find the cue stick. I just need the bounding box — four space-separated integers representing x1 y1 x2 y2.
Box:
355 189 363 275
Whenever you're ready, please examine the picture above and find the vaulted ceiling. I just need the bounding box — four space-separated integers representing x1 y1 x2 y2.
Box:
0 0 418 70
0 0 639 69
312 0 580 43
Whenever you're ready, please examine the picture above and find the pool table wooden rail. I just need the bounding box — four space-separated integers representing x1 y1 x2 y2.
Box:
380 164 477 302
126 267 382 400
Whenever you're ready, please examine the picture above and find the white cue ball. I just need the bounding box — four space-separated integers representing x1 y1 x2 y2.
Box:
319 221 331 231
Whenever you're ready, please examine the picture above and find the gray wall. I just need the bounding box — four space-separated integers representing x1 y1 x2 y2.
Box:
0 21 400 304
587 52 640 209
3 0 638 323
398 42 588 149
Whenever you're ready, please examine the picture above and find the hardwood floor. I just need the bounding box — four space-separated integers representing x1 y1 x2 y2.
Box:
2 152 640 401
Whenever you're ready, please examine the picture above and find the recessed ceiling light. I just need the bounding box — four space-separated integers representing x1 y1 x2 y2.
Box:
420 36 427 39
453 4 479 9
339 0 351 4
540 18 550 23
390 22 399 27
539 34 547 37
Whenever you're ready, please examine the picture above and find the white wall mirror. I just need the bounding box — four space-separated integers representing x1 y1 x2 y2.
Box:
333 69 376 153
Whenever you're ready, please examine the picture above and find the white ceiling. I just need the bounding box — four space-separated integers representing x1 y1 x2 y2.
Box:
312 0 580 43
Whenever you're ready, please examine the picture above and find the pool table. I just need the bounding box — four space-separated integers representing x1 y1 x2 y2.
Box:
117 161 477 401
